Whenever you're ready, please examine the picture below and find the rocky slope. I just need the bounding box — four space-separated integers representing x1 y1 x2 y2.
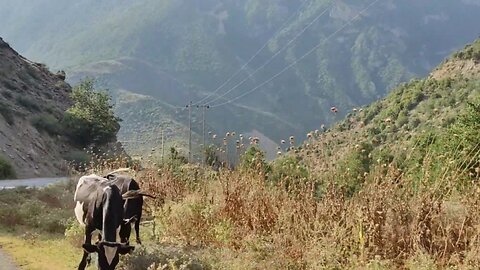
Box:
0 37 74 178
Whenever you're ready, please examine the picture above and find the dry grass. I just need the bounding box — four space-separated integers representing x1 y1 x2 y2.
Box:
124 150 480 269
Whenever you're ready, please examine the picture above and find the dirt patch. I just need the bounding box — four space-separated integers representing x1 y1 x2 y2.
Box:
430 59 480 80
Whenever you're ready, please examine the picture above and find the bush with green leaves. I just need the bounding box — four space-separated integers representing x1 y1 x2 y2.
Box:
269 155 309 190
0 155 15 179
445 99 480 177
337 142 374 196
62 79 121 147
31 113 61 135
239 146 270 176
63 150 90 169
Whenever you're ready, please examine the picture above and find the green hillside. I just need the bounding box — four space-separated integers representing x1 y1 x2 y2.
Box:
296 39 480 193
1 0 479 156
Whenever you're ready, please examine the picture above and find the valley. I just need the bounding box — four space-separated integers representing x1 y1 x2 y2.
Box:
0 1 479 269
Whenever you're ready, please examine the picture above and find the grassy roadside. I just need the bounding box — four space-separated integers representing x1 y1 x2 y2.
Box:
0 232 94 270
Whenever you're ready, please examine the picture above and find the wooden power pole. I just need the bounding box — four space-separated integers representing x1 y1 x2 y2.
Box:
187 101 193 163
197 105 209 166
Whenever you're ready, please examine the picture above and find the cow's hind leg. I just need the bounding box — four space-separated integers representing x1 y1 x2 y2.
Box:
119 222 132 245
135 217 142 244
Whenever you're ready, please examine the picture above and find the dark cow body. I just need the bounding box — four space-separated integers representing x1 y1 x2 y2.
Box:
106 174 152 245
75 175 134 270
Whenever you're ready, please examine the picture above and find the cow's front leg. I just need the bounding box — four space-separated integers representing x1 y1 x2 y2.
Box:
78 226 93 270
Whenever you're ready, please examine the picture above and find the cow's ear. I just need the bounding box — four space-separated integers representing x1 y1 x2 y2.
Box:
106 174 116 180
118 245 135 255
82 243 99 253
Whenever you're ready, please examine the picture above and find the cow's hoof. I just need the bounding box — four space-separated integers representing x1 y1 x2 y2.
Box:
136 239 142 245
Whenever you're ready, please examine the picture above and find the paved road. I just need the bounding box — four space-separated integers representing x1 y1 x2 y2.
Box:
0 249 19 270
0 177 68 189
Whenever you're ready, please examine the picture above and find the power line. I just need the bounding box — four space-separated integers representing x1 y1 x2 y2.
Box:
204 1 333 106
192 0 311 106
209 0 381 109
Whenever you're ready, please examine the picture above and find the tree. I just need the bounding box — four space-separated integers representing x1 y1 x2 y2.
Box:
62 79 121 147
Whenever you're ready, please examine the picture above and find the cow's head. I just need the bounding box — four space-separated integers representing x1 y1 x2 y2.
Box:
83 241 134 270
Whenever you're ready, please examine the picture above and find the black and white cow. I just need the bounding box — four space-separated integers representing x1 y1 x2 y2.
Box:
105 173 155 245
74 175 135 270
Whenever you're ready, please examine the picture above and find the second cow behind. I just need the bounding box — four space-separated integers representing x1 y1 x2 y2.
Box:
105 173 155 245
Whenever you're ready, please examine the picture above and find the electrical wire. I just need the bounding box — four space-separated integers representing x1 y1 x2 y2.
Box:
192 0 311 106
204 1 334 106
209 0 380 108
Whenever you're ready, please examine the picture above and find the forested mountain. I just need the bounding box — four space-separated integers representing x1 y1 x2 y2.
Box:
1 0 479 156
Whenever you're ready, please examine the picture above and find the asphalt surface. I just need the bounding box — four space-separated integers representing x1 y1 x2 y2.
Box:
0 249 19 270
0 177 68 189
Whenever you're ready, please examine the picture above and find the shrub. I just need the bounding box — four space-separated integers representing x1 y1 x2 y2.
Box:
0 102 14 125
269 155 309 190
63 150 90 169
0 185 72 233
64 218 84 247
239 146 270 176
118 245 205 270
0 155 15 179
446 99 480 176
15 95 40 111
1 90 13 99
62 79 121 147
31 113 61 135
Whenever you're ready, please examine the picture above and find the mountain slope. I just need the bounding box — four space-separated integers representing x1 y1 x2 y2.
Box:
0 38 74 178
296 39 480 183
1 0 479 156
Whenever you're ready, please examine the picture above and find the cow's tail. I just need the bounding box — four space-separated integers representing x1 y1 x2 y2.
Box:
122 190 156 200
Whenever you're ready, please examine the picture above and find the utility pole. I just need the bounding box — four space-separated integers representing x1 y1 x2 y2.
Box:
161 129 165 164
197 105 209 166
187 101 193 163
